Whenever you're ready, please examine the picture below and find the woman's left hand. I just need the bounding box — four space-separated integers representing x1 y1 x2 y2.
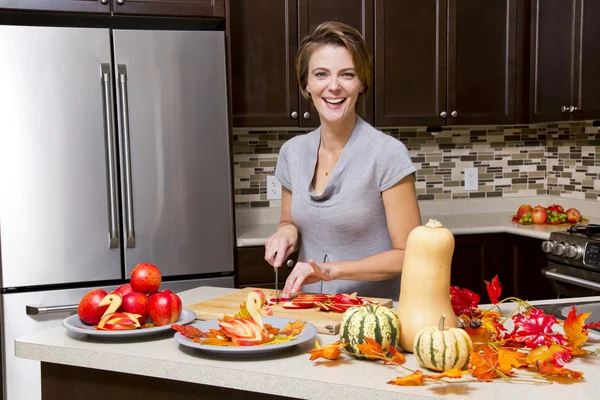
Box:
281 259 333 298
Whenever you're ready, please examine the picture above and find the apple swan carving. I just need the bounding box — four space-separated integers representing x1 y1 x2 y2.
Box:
98 293 122 319
246 291 264 329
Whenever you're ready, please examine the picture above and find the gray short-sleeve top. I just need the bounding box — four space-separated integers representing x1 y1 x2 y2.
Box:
275 117 416 299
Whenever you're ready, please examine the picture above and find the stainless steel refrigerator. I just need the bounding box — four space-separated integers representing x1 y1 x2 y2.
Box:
0 26 234 400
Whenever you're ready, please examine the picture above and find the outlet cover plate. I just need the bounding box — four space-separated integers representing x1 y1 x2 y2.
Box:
464 168 478 191
267 175 282 200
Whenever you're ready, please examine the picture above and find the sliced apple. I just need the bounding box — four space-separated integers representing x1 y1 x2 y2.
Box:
98 293 123 319
281 302 314 309
97 312 141 330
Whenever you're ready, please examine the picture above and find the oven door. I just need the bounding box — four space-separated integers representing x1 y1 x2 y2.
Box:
542 262 600 298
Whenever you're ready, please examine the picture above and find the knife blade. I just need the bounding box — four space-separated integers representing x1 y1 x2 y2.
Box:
274 267 279 303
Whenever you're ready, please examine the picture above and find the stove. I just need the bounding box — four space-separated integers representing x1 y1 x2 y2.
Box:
541 224 600 296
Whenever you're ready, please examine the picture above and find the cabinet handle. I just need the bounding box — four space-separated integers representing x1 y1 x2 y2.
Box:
569 106 578 113
303 112 311 120
451 111 458 118
561 105 569 113
291 111 298 119
286 259 295 268
100 0 108 4
117 0 125 4
439 111 447 118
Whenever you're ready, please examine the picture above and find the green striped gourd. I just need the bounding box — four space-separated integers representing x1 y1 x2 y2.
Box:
413 315 473 372
340 305 400 358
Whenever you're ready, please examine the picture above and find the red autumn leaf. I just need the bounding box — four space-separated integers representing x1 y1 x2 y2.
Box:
584 319 600 331
485 275 502 304
525 345 572 368
172 324 205 340
450 286 480 316
508 308 567 348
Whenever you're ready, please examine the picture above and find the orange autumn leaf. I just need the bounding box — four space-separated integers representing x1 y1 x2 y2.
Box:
279 320 305 337
308 340 344 361
386 346 407 364
563 306 590 349
263 323 280 336
525 344 572 368
196 337 237 346
468 346 503 380
356 337 384 359
465 327 492 351
537 362 584 379
387 373 425 386
480 311 507 336
423 368 470 379
497 348 527 371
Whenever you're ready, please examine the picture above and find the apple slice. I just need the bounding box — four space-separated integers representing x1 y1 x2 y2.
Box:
98 293 123 319
97 312 141 330
326 304 345 313
281 302 313 309
315 302 330 311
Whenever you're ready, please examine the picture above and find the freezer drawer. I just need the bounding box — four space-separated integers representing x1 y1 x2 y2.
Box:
1 277 233 400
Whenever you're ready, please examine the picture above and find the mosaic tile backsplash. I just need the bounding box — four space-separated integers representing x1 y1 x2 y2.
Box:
232 120 600 208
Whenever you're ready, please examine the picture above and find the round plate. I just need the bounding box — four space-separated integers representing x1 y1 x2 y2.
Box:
174 317 318 355
62 309 197 338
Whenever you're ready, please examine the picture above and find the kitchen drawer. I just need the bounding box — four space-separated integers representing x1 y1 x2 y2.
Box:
236 247 298 287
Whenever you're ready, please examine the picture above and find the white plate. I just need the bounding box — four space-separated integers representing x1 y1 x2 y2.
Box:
62 309 197 338
174 317 318 355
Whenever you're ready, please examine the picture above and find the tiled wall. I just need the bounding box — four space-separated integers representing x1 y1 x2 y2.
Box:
232 120 600 208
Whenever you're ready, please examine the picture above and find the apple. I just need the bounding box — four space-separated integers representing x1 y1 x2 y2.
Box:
112 283 134 297
532 205 546 212
531 208 547 225
97 312 141 330
147 290 182 326
77 289 109 325
565 208 582 223
130 263 162 294
516 204 533 218
253 289 266 307
120 292 149 323
547 204 564 214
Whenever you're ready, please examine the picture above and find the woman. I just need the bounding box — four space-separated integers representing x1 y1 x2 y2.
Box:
264 21 421 300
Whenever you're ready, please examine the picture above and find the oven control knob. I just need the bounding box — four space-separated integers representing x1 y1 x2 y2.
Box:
565 244 583 260
541 240 555 253
552 242 566 256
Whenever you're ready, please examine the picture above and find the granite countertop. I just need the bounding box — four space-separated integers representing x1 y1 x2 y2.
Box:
15 286 600 400
236 196 600 246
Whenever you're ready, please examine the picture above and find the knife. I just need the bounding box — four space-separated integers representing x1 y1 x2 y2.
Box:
274 267 279 303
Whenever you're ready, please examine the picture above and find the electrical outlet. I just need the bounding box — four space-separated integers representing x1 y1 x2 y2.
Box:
266 175 282 200
464 167 478 191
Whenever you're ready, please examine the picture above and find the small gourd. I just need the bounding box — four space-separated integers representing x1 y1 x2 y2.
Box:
413 315 473 371
339 305 400 358
396 219 459 352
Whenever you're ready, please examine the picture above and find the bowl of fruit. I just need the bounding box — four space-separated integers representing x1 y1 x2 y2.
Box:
512 203 587 225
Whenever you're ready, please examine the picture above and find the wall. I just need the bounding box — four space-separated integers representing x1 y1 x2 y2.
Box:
232 120 600 208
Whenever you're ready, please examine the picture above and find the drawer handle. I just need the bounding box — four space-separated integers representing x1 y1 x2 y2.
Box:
286 259 295 268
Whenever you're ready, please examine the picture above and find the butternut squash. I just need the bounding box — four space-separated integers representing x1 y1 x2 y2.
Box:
396 219 458 352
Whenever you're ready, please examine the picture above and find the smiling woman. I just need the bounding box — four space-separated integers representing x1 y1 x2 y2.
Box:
264 21 422 300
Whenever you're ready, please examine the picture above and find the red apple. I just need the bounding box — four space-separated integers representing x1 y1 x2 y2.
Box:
565 208 581 223
531 208 548 224
120 292 148 323
77 289 109 325
130 263 162 294
111 283 134 297
516 204 533 218
532 205 546 212
547 204 564 214
147 290 182 326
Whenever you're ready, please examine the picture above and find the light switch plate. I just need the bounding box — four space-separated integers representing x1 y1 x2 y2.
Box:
267 175 282 200
464 168 478 191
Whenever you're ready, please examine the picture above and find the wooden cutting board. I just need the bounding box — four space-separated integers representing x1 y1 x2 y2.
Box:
187 287 394 335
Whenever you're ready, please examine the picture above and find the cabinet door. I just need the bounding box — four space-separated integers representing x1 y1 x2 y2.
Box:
447 0 517 125
375 0 447 126
0 0 109 13
509 235 555 301
298 0 374 127
573 0 600 120
112 0 225 17
530 0 577 123
451 235 488 297
236 247 298 289
229 0 299 127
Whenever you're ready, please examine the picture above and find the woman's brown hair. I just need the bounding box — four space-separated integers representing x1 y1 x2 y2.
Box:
296 21 372 104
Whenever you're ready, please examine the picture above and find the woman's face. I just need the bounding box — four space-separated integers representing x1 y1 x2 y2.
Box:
306 45 363 125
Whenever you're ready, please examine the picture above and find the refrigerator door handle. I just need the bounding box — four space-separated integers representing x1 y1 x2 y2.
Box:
117 64 136 248
100 63 120 249
26 304 78 315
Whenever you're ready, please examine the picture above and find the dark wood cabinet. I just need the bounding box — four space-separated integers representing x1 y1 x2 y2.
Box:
229 0 374 128
112 0 225 17
375 0 517 126
506 234 555 301
529 0 600 122
236 247 298 289
0 0 110 13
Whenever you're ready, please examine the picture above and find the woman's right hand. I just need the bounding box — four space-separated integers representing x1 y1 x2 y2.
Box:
264 224 298 268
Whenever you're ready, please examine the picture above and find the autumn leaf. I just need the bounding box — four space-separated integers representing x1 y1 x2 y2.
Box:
497 348 527 371
450 286 480 317
263 323 280 336
584 320 600 331
525 345 572 368
468 346 504 380
485 275 502 304
172 324 205 340
509 308 567 348
465 327 492 351
423 368 470 379
356 337 384 358
386 346 407 364
564 306 590 350
308 340 344 361
204 328 230 341
537 361 584 379
198 337 237 346
279 320 305 337
234 302 252 319
387 373 425 386
480 311 507 336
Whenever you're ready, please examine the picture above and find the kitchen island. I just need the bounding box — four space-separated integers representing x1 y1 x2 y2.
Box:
15 286 600 400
